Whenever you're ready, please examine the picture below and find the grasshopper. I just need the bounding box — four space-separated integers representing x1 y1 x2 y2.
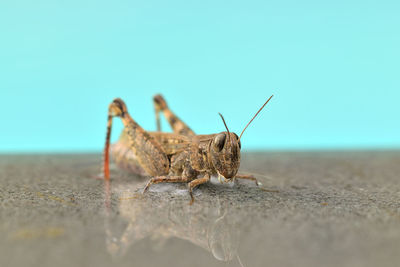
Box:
103 94 273 204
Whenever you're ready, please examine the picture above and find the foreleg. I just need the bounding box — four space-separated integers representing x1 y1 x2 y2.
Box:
235 174 259 186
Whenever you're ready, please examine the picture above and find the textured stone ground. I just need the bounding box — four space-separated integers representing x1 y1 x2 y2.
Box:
1 152 400 267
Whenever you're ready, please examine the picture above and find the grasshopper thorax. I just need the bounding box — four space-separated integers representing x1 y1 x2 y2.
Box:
209 132 241 179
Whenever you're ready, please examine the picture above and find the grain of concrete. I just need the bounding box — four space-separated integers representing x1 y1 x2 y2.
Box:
1 152 400 267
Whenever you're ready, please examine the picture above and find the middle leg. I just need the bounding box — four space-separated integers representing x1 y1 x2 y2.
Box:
143 176 191 193
188 174 211 205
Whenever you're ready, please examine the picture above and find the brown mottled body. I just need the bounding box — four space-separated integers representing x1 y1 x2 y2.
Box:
104 94 273 204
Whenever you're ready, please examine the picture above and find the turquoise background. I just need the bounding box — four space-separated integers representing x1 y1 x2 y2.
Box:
1 0 399 152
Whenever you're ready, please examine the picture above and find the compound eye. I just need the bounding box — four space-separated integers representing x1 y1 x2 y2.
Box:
213 133 226 152
233 133 241 149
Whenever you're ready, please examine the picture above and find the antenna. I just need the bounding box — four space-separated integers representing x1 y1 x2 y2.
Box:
239 95 273 141
218 112 230 141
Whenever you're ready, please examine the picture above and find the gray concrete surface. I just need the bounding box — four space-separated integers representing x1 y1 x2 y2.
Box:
1 152 400 267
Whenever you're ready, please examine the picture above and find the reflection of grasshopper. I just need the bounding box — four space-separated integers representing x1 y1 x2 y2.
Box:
104 94 273 203
105 182 241 262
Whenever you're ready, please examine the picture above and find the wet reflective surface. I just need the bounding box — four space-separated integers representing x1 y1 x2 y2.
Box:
1 152 400 267
105 179 244 262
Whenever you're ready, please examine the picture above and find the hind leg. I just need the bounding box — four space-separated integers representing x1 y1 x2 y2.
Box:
153 94 195 137
110 132 147 176
103 98 170 179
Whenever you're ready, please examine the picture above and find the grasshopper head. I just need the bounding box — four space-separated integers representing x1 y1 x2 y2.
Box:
210 132 241 179
211 95 273 179
109 98 128 117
